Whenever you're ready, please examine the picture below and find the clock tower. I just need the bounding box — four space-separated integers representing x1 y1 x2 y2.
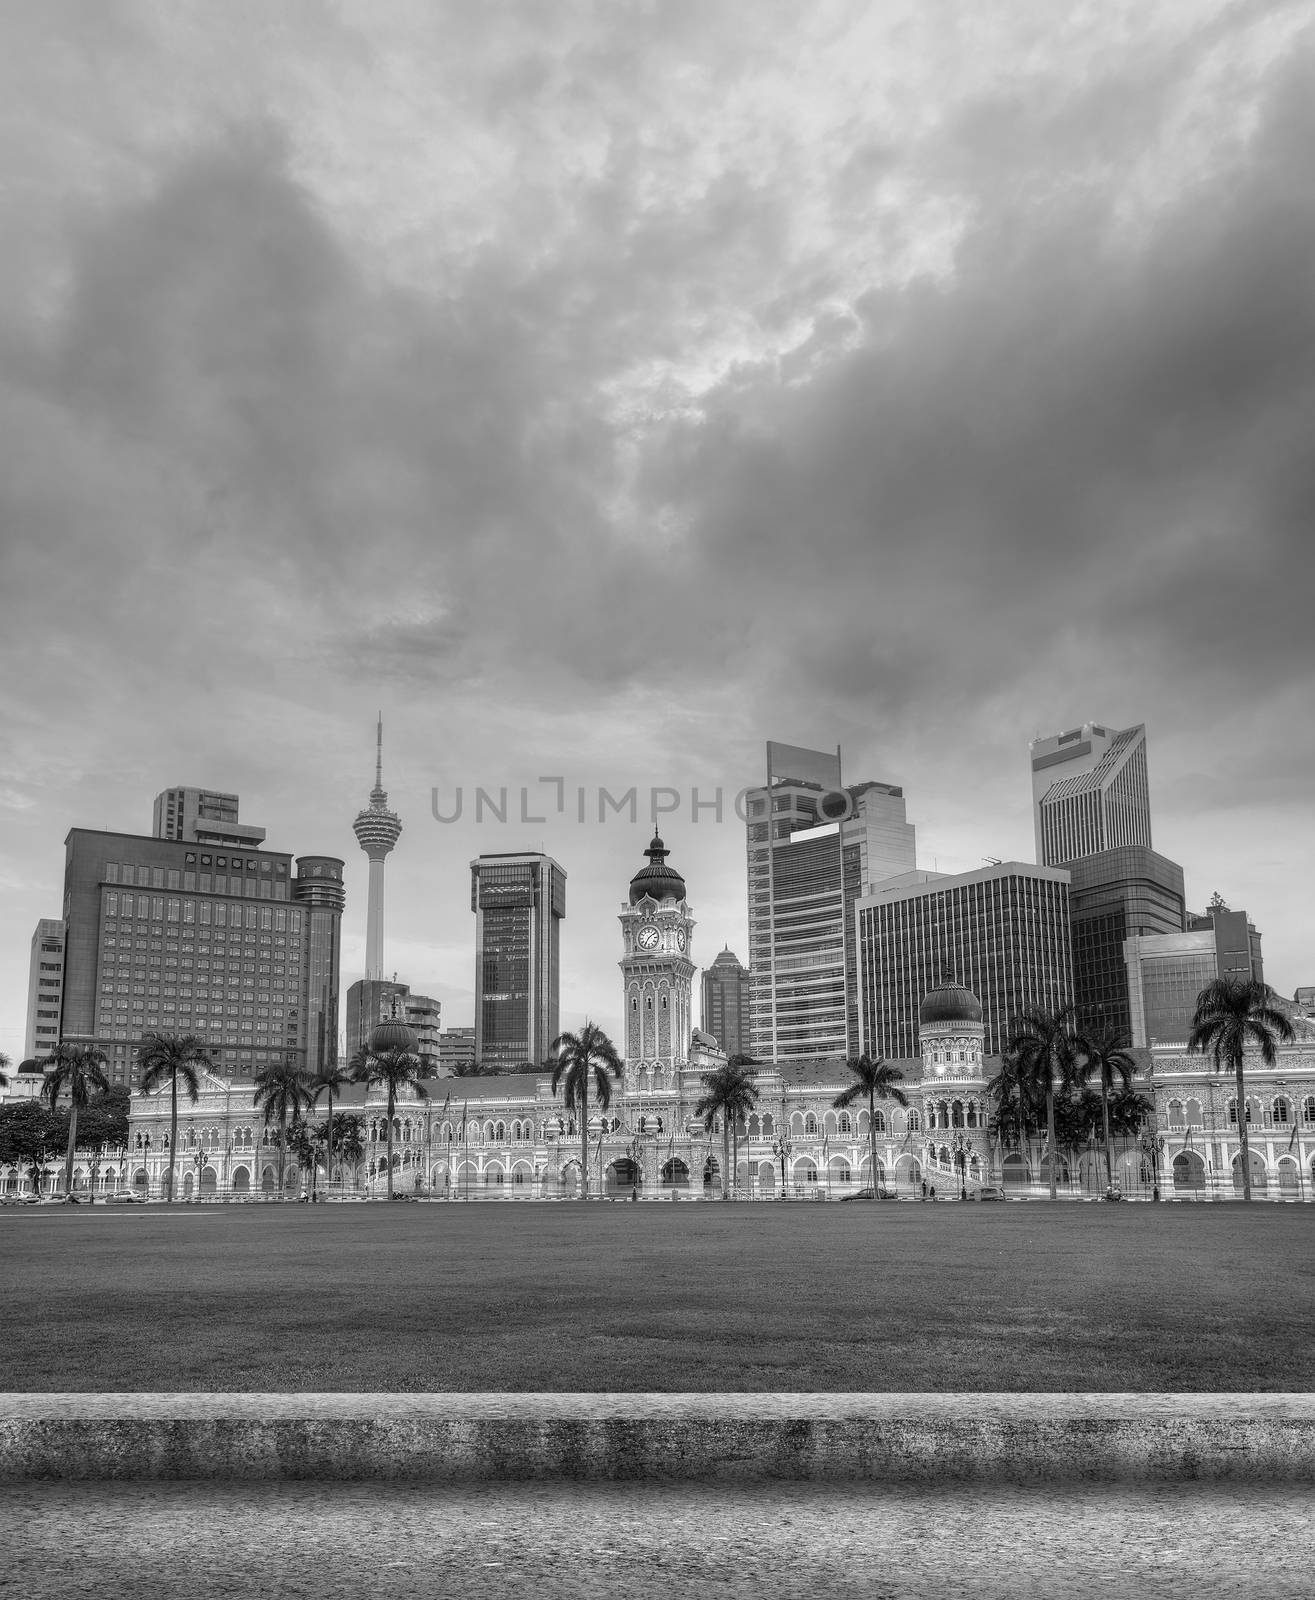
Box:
620 835 696 1095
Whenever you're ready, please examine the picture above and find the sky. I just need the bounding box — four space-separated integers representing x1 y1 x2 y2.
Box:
2 0 1313 1062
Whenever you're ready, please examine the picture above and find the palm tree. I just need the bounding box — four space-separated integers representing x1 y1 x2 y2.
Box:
1075 1027 1139 1191
1188 977 1294 1201
832 1055 909 1199
39 1043 110 1203
1005 1004 1081 1200
0 1052 10 1088
137 1032 214 1203
349 1043 429 1200
329 1112 366 1191
694 1061 760 1199
310 1058 353 1200
550 1022 623 1200
987 1051 1034 1178
252 1055 316 1199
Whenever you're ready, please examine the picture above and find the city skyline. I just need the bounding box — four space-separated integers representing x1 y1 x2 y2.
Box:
3 5 1314 1059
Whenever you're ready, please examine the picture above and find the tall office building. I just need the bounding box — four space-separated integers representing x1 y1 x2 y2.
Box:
1125 903 1264 1047
56 794 344 1086
856 862 1073 1059
1030 723 1151 867
701 948 750 1060
153 788 267 848
745 742 917 1063
471 853 566 1072
1066 846 1186 1039
1030 721 1184 1040
25 919 66 1060
352 719 402 981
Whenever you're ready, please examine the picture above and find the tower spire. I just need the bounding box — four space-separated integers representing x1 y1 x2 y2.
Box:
353 716 403 982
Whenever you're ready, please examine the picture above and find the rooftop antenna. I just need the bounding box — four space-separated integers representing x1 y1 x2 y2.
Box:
375 712 383 791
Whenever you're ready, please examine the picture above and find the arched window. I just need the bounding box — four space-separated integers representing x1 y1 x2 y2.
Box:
760 1113 774 1135
1304 1097 1315 1127
1273 1098 1290 1126
1167 1100 1185 1130
495 1121 506 1142
907 1109 921 1133
804 1113 817 1135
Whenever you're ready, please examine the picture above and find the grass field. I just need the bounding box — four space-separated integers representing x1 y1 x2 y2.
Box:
3 1201 1313 1392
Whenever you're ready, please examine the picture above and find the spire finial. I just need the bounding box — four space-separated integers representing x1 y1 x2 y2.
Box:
375 713 383 790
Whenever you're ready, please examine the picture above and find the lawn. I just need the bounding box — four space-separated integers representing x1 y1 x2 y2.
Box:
3 1201 1312 1392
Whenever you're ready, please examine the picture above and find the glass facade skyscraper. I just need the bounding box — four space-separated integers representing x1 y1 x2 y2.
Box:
701 947 750 1059
471 853 566 1071
1030 723 1152 867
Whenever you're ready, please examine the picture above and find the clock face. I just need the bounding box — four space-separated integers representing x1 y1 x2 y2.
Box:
675 929 687 952
637 925 660 950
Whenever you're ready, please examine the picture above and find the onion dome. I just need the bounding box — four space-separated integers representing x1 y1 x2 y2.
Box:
919 979 983 1027
368 1019 418 1055
628 835 687 905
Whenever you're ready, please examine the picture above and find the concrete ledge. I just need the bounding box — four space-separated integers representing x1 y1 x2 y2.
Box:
3 1393 1313 1483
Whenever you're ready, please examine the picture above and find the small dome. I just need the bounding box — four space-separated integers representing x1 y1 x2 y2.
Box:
368 1019 418 1055
628 835 687 905
919 980 983 1027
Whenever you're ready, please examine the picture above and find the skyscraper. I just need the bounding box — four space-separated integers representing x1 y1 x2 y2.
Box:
701 947 750 1059
1029 721 1187 1038
1030 722 1152 867
471 852 566 1071
856 861 1073 1059
745 741 916 1064
55 794 343 1085
352 718 402 982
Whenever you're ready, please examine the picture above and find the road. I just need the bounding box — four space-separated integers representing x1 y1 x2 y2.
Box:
5 1479 1311 1598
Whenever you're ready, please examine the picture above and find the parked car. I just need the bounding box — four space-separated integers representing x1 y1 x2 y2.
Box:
974 1185 1008 1201
107 1193 141 1204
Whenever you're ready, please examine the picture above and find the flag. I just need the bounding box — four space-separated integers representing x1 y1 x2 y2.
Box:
461 1100 468 1144
1289 1120 1300 1153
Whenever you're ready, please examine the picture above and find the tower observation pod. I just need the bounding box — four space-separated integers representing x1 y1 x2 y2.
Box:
352 716 402 981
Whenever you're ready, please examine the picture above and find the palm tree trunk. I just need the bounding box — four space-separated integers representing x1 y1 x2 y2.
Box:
387 1091 395 1200
869 1091 878 1199
168 1073 179 1204
1046 1078 1058 1201
326 1093 335 1202
580 1073 589 1200
1235 1049 1251 1202
64 1102 79 1202
1101 1079 1114 1191
722 1117 731 1200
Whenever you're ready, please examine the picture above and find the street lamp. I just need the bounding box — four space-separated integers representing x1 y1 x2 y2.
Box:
950 1130 969 1200
772 1135 793 1199
1140 1129 1164 1203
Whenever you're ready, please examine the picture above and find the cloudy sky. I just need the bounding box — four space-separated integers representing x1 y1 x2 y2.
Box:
2 0 1313 1060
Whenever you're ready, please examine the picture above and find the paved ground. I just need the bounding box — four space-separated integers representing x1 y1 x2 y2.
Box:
6 1480 1313 1598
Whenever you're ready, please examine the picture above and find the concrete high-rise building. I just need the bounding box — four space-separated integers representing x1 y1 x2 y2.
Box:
1030 723 1151 867
55 794 343 1086
471 853 566 1072
856 862 1073 1059
351 718 402 982
1124 901 1265 1047
25 919 66 1060
346 978 441 1064
745 742 917 1064
153 788 267 849
437 1027 477 1074
701 948 750 1060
